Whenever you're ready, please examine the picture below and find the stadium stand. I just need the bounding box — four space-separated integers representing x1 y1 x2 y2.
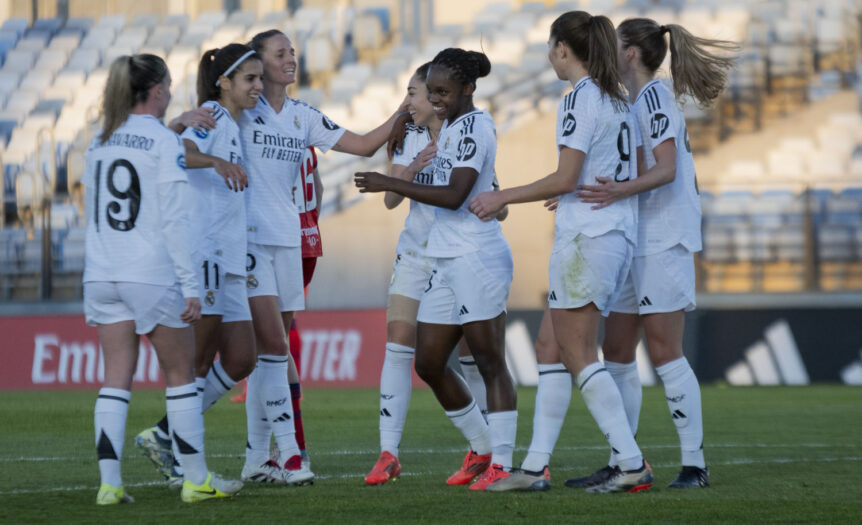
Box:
0 0 860 301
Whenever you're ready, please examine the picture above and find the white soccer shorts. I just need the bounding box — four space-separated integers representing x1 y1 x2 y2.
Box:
417 245 513 325
245 243 305 313
387 252 434 301
611 243 697 315
84 281 187 334
547 230 633 315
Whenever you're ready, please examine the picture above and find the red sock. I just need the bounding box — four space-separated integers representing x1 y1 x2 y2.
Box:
288 322 306 451
290 382 305 452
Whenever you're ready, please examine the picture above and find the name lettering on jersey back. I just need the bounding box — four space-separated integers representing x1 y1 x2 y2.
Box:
96 133 155 151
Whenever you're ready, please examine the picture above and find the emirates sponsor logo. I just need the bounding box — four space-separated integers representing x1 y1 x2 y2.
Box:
31 334 161 385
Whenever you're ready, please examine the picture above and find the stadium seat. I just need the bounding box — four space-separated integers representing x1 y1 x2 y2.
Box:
1 19 28 39
15 36 47 53
3 49 38 73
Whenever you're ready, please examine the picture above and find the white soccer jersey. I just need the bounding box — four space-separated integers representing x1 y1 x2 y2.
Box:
83 114 196 295
554 76 639 247
392 123 437 256
633 80 702 255
425 110 505 258
181 100 246 275
240 95 346 247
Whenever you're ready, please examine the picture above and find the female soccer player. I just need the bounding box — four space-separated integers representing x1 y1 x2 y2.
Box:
356 48 517 491
239 29 407 485
363 62 497 485
84 54 242 504
135 44 265 485
470 11 653 493
567 18 735 490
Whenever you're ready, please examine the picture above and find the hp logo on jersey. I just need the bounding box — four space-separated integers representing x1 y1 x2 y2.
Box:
456 137 477 161
176 154 186 169
650 113 669 139
562 112 576 137
194 127 209 139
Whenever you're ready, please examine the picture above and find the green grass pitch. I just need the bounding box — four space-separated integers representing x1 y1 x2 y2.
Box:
1 385 860 523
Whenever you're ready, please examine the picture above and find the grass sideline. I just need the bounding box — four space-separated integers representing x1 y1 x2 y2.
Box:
1 385 860 523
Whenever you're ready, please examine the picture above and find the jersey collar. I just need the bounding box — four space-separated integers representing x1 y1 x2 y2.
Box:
634 79 662 104
445 109 483 130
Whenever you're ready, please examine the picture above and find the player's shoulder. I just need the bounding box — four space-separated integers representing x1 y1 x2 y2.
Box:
635 79 673 115
452 110 494 137
289 97 341 131
560 78 596 112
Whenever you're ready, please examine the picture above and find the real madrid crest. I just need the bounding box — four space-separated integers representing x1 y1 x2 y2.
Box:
247 274 259 289
294 115 301 129
205 290 216 306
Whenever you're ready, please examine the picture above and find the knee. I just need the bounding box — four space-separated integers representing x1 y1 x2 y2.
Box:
471 350 508 380
414 355 442 384
222 354 256 381
258 331 289 355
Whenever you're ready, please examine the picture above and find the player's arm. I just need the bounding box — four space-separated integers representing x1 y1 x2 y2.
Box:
384 141 437 209
357 166 477 211
469 146 585 220
333 100 410 157
578 141 674 209
182 139 247 192
313 167 323 211
167 107 216 134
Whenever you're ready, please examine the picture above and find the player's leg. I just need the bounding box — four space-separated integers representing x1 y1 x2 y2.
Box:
414 319 492 485
644 310 708 487
367 253 432 484
520 306 570 477
563 311 640 488
456 338 488 419
286 319 308 466
93 311 138 505
550 232 651 493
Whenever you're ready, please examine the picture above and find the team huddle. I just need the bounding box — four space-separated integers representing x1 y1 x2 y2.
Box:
83 11 735 504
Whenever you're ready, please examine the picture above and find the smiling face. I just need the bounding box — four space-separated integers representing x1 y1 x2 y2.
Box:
425 64 472 122
221 58 264 111
406 73 435 127
258 33 297 87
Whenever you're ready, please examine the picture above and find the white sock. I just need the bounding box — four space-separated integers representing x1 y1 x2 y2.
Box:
577 362 643 472
522 363 571 472
245 367 271 465
605 360 642 467
256 354 301 464
445 401 491 455
487 410 517 469
95 388 130 487
379 343 414 457
202 360 237 412
459 356 488 420
166 383 207 485
656 357 706 469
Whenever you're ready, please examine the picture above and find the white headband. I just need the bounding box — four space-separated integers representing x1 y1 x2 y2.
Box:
215 50 256 86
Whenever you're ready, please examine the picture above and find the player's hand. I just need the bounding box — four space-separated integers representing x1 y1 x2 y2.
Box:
469 191 507 221
169 107 216 133
544 196 559 211
386 112 413 159
181 297 201 323
214 158 248 192
354 171 391 193
407 141 437 174
577 176 628 210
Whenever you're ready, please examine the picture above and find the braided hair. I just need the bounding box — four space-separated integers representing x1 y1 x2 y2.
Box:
430 48 491 87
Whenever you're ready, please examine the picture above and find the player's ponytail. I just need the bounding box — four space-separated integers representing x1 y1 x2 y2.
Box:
618 18 737 107
551 11 626 103
100 54 168 144
196 43 260 107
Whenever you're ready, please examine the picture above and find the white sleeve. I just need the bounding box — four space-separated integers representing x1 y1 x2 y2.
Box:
451 119 488 172
641 87 678 152
392 128 422 167
157 180 199 298
560 92 596 154
303 103 347 153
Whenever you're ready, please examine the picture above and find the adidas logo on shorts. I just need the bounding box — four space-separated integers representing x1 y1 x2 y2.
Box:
459 305 469 316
